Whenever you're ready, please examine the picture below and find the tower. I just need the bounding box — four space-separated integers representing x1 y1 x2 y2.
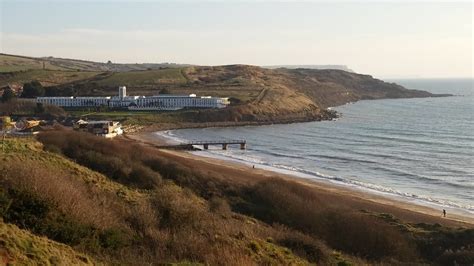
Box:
118 86 127 98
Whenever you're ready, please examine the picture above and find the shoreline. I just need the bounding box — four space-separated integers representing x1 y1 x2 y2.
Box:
126 131 474 227
184 149 474 217
131 112 338 133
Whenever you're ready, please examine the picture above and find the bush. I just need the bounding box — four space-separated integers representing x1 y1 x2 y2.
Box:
0 99 66 117
99 229 128 250
151 185 207 231
234 178 417 261
1 88 15 102
209 197 231 215
1 189 50 230
436 250 474 266
128 163 162 189
277 233 326 263
38 130 162 189
21 80 45 98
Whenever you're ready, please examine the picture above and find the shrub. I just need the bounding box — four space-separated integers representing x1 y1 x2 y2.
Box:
237 178 417 261
38 130 163 189
1 189 50 230
277 233 325 263
0 98 66 117
1 88 15 102
128 163 162 189
0 188 126 250
151 185 207 231
21 80 44 98
99 229 128 250
436 250 474 266
209 197 231 215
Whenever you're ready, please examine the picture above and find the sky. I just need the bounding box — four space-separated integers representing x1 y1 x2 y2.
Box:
0 0 472 78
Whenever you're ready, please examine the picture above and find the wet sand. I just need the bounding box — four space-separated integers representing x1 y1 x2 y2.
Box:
126 132 474 227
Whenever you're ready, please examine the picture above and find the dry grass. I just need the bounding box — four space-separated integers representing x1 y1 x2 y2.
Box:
4 132 470 265
1 161 126 231
1 136 325 265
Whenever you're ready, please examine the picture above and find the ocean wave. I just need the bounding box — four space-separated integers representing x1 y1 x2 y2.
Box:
195 149 474 213
256 150 308 160
154 130 187 144
344 150 425 163
311 154 379 164
350 132 470 149
369 165 474 189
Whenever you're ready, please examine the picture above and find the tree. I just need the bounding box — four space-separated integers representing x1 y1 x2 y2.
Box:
45 86 58 97
21 81 45 98
228 97 242 105
35 102 45 114
1 88 15 103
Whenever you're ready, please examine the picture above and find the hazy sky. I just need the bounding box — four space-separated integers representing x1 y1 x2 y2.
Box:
0 0 472 78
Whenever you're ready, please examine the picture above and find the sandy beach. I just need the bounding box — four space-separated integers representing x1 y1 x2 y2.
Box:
126 131 474 227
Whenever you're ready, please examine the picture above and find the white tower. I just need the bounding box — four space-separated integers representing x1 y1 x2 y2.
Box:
118 86 127 98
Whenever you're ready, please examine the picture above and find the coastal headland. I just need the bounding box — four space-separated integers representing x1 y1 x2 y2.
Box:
0 53 450 133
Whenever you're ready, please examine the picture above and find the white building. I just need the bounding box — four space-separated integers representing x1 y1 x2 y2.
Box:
36 97 111 107
36 86 230 110
73 120 123 138
131 94 229 110
118 86 126 98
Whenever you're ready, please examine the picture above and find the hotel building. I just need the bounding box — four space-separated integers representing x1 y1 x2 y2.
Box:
36 86 230 110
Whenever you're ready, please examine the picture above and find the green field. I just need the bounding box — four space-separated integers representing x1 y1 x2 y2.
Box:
0 54 69 72
96 68 188 86
0 54 111 73
66 109 190 126
0 69 102 87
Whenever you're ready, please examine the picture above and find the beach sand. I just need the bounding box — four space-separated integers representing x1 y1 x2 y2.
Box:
126 132 474 227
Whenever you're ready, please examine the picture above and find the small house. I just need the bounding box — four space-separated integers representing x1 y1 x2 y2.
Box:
73 120 123 138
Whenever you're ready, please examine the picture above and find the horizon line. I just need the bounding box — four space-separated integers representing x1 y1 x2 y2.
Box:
1 52 473 80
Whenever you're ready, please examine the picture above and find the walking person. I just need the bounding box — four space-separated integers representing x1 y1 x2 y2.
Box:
443 209 446 217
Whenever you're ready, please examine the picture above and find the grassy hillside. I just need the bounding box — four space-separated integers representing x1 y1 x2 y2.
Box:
0 69 101 87
1 133 472 265
0 54 67 72
0 53 189 73
0 136 339 265
0 221 94 265
96 68 187 86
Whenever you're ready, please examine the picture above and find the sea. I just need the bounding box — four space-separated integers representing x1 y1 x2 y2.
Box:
157 78 474 216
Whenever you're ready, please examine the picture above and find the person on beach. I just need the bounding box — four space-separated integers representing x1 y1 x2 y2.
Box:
443 209 446 217
252 165 255 169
